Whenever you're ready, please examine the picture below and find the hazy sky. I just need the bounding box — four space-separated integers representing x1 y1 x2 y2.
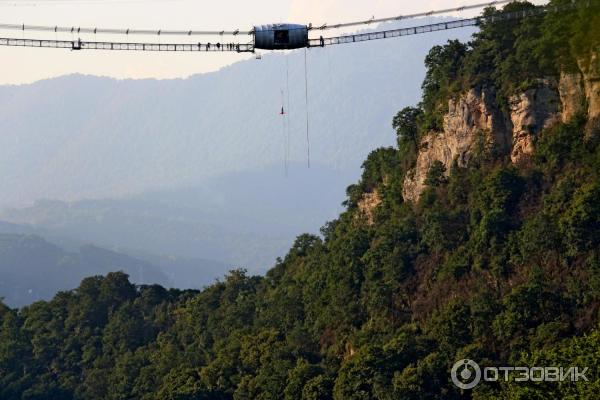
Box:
0 0 546 84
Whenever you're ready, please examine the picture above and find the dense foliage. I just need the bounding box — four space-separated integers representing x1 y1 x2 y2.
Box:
1 1 599 399
419 0 599 132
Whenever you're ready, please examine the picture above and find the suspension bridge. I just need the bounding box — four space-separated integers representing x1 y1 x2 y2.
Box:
0 1 573 53
0 0 578 170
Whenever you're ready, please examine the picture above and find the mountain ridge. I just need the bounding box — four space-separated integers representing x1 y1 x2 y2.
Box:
0 233 172 307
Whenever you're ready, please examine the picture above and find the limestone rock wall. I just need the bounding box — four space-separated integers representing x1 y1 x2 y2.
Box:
402 49 599 203
509 81 561 164
402 88 508 203
578 50 600 137
559 71 586 123
357 190 381 225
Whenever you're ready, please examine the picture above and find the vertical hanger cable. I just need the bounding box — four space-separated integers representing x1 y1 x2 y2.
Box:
304 48 311 169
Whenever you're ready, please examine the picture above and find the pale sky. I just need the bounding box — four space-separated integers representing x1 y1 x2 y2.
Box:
0 0 546 84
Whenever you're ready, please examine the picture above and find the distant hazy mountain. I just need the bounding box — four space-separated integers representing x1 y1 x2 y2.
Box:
0 18 473 207
129 251 230 291
0 234 172 307
0 163 357 271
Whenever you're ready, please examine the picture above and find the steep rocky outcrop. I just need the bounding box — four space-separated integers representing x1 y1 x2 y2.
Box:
559 71 586 123
403 82 564 201
402 49 599 203
402 88 508 203
578 50 600 137
509 80 561 164
357 190 381 225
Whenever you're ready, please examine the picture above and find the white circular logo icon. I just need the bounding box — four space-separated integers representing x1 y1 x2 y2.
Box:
451 359 481 389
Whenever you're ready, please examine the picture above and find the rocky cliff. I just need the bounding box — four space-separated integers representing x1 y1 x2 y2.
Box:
559 71 585 123
402 88 508 203
356 190 382 225
509 79 561 163
578 49 600 137
403 50 600 202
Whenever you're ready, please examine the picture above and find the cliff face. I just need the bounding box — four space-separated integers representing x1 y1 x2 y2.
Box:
578 50 600 137
509 80 561 163
559 71 585 123
403 88 509 203
357 190 381 225
403 52 599 202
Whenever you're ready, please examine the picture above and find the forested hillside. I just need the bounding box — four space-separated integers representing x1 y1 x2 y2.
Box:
1 1 599 399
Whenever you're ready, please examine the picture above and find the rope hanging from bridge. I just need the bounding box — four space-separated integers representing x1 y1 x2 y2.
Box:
304 48 311 169
285 56 291 176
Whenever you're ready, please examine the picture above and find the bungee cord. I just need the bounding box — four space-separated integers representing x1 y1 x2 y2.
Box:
285 56 291 177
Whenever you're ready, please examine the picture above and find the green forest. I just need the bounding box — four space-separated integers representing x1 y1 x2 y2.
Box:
1 1 599 398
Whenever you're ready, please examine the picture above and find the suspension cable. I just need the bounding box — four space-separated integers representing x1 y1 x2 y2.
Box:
285 55 291 176
309 3 564 48
304 48 310 169
0 22 252 36
308 0 515 31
